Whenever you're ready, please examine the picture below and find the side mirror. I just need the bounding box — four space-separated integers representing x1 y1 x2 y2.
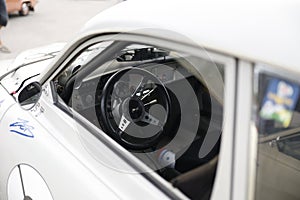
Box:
18 82 42 110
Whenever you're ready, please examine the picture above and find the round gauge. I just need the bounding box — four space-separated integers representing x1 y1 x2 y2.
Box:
7 164 53 200
113 81 130 98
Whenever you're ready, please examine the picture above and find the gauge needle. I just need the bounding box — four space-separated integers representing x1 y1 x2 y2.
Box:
132 77 145 97
141 85 157 100
144 99 158 106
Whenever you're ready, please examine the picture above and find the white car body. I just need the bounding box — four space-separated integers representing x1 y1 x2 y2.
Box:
1 0 300 200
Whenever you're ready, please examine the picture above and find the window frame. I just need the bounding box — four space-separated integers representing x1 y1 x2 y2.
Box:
44 33 237 200
230 60 254 200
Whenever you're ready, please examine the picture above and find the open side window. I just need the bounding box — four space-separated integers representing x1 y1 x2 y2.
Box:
51 39 228 200
255 69 300 200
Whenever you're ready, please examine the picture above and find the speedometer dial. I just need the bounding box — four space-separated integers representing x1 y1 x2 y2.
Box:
113 81 130 98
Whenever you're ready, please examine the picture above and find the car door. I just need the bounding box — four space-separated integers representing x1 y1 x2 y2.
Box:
41 32 237 200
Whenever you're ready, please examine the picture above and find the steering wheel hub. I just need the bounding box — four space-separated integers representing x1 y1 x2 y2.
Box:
121 97 146 122
128 98 145 121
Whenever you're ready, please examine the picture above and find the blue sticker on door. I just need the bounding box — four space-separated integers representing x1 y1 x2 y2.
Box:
10 118 34 138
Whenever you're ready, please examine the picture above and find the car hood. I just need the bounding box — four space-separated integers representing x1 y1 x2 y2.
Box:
0 43 65 93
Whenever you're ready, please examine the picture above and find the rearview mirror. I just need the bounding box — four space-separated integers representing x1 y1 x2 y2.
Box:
18 82 42 110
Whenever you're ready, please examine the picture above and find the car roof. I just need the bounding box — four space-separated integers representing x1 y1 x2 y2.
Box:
80 0 300 73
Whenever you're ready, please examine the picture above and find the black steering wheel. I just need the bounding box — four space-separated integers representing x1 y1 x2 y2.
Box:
97 67 171 150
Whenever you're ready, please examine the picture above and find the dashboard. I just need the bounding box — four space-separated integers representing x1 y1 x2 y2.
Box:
70 59 193 111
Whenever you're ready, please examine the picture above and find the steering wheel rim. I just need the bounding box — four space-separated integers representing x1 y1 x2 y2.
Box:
97 67 171 150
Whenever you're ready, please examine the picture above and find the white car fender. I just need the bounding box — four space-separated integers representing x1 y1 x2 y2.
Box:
0 85 16 123
0 103 120 200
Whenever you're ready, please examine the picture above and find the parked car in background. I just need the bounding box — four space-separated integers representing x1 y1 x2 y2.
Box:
6 0 37 16
0 0 300 200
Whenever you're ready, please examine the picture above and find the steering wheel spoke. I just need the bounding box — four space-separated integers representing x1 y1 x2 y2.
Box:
118 114 131 132
141 112 160 126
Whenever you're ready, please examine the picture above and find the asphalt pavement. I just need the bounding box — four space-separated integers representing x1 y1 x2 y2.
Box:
0 0 122 60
